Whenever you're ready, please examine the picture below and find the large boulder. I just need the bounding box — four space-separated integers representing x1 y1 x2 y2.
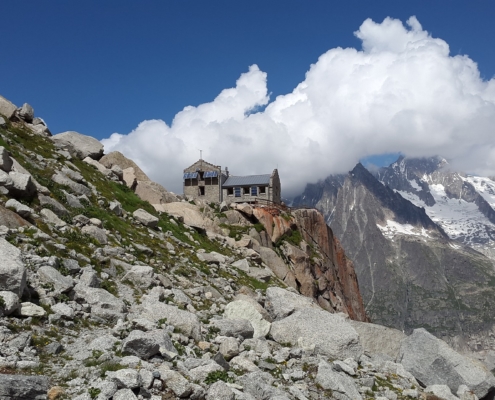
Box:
72 284 126 322
224 298 271 338
0 146 13 172
399 328 495 398
99 151 150 181
40 208 67 228
0 291 20 315
270 308 363 360
37 266 74 293
38 195 69 217
81 225 108 244
210 319 254 339
19 302 46 317
157 202 214 232
264 287 320 320
83 157 115 178
240 371 289 400
0 237 26 297
133 297 201 341
0 374 49 399
51 131 104 160
0 95 17 119
132 209 158 228
206 381 235 400
158 369 191 398
52 172 92 196
11 159 49 195
0 204 31 229
18 103 34 122
349 320 406 359
134 180 178 206
121 329 176 359
122 265 154 288
5 198 32 218
122 167 137 189
8 171 37 199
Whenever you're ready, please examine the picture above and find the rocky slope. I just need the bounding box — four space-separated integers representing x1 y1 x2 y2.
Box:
0 94 494 400
294 163 495 360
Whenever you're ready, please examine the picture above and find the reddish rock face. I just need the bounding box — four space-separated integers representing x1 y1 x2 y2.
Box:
252 206 368 322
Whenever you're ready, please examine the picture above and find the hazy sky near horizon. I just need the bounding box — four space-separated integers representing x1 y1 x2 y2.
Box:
1 1 495 197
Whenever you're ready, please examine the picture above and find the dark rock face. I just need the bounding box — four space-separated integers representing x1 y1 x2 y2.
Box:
294 163 495 340
0 374 49 399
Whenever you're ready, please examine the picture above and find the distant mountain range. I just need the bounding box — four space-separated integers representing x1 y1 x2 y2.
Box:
376 156 495 259
293 157 495 359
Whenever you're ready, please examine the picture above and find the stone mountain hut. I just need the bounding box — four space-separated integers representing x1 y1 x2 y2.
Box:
183 159 281 205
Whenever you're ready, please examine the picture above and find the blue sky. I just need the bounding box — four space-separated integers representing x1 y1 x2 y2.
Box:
1 1 495 196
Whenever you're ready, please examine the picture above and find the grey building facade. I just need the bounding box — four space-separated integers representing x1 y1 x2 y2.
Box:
183 159 281 205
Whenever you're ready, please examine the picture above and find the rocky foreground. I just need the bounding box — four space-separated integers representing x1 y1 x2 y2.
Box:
0 95 494 399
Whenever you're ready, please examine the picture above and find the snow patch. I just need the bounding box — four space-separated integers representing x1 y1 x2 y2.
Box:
377 220 431 239
409 179 421 191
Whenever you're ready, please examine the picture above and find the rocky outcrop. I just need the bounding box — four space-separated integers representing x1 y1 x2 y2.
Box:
51 131 104 160
99 151 179 208
250 206 368 321
134 180 178 207
99 151 150 181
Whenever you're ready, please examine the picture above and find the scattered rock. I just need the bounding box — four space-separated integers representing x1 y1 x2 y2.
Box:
0 290 20 315
5 198 32 218
0 146 13 172
18 103 34 122
19 302 46 317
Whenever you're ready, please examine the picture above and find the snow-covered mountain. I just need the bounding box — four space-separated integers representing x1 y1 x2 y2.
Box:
376 156 495 259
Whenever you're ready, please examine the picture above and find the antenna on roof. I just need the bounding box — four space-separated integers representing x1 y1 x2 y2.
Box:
199 149 202 160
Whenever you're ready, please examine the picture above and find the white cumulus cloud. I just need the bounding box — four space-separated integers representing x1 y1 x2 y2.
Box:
102 16 495 198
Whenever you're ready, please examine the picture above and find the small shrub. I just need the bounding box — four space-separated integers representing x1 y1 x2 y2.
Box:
204 370 233 384
88 388 101 399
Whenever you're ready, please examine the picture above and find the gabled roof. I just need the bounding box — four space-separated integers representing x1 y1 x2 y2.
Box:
223 174 271 187
183 159 220 172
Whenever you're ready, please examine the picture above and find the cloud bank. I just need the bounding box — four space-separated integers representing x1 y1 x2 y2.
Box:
102 16 495 198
